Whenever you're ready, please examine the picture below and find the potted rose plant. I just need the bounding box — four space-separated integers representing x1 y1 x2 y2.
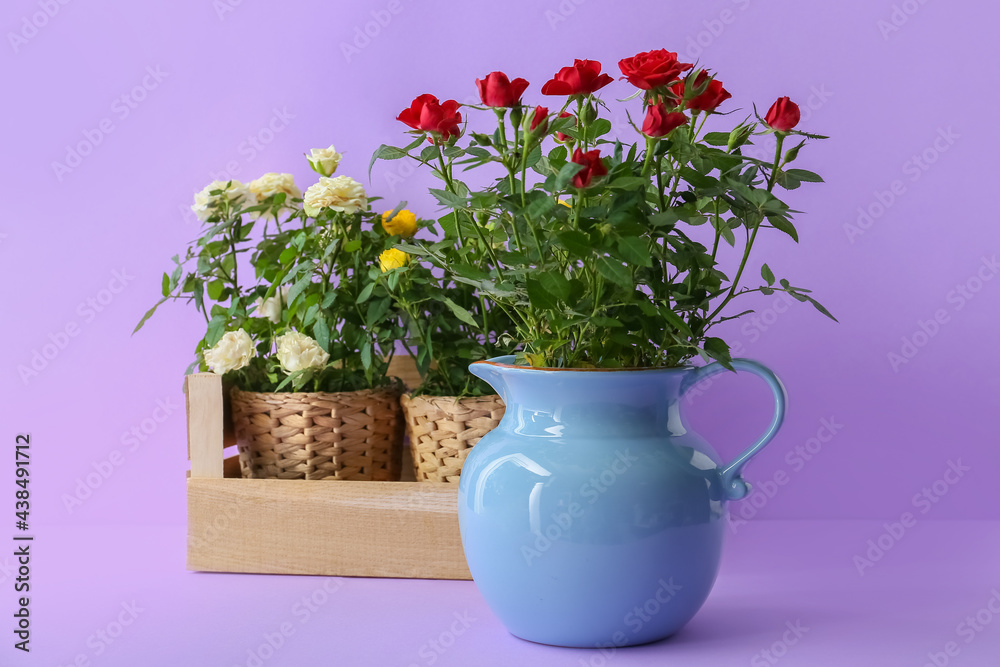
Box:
373 202 512 483
374 51 832 645
136 146 408 481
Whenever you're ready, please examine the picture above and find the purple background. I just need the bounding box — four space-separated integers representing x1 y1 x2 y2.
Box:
2 0 998 664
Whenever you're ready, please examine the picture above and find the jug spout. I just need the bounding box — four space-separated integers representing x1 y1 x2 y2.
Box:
469 355 516 401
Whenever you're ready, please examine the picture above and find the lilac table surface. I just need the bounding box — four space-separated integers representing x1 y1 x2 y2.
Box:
14 519 999 667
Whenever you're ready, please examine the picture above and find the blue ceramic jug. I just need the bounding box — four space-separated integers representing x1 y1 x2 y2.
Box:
457 355 787 647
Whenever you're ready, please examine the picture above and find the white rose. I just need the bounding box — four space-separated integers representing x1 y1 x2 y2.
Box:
253 295 281 324
276 331 330 374
253 285 291 323
306 145 342 177
248 173 301 220
191 180 254 222
203 330 255 375
249 172 301 200
303 176 368 217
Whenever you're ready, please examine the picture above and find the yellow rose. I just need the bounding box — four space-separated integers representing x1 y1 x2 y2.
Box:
379 248 410 272
381 209 418 238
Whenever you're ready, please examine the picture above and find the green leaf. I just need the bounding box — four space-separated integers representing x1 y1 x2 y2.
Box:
132 298 166 334
161 273 170 297
287 273 313 305
703 337 732 366
369 144 408 179
660 308 693 338
596 257 632 289
313 316 330 351
343 238 362 253
429 188 468 209
703 132 730 146
443 297 479 328
356 282 375 304
557 230 592 257
360 340 373 370
537 271 571 301
205 316 227 347
616 237 652 267
526 196 555 219
365 297 391 328
784 168 823 183
761 263 775 286
526 277 560 311
207 279 225 301
805 295 838 322
608 176 648 190
767 216 799 242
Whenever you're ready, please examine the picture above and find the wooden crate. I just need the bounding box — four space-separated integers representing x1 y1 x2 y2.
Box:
184 359 472 580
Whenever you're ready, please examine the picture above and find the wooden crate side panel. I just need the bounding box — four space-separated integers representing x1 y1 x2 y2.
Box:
185 373 224 478
187 479 472 580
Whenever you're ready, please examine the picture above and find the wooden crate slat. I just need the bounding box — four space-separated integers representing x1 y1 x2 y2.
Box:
187 479 471 580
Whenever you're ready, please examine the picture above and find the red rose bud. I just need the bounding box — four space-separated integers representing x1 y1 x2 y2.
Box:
476 71 529 108
570 148 607 188
526 105 549 133
764 96 800 132
642 105 688 138
618 49 694 90
556 111 575 143
397 94 463 141
541 59 614 96
670 72 732 112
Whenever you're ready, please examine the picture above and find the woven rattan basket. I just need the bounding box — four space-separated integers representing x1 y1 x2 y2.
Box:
400 394 505 483
230 386 403 480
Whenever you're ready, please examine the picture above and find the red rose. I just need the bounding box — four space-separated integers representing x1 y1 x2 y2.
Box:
397 94 463 141
541 59 614 96
556 111 575 142
570 148 607 188
764 96 800 132
476 71 529 108
642 105 688 138
669 72 732 112
618 49 693 90
528 105 549 132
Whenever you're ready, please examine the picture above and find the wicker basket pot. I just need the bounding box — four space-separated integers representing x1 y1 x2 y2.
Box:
401 394 505 483
231 386 403 480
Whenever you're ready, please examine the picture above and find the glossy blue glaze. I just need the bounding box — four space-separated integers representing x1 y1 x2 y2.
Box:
457 355 787 647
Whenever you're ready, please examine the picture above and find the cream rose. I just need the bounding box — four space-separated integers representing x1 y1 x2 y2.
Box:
253 296 281 323
276 331 330 374
303 176 368 217
253 285 291 323
249 173 301 220
191 180 254 222
203 330 255 375
249 172 301 201
306 145 342 177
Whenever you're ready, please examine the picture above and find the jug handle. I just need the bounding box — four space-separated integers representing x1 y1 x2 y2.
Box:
682 358 787 501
